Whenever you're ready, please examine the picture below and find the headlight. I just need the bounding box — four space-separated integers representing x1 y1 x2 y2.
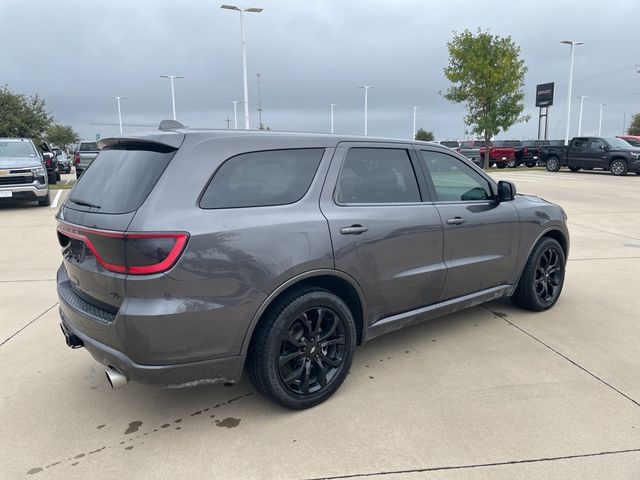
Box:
31 166 46 175
629 152 640 159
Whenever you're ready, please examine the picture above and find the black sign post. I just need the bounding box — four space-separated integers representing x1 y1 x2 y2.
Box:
535 82 554 140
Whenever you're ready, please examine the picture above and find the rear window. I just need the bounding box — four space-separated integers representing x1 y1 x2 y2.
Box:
68 146 176 214
79 142 98 151
440 141 459 148
200 148 324 209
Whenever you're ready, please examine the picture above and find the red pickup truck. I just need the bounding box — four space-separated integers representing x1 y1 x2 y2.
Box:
459 140 516 168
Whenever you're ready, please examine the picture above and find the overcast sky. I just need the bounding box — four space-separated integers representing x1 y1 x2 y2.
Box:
1 0 639 141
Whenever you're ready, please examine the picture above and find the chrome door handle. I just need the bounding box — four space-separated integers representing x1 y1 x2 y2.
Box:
340 225 369 235
446 217 466 225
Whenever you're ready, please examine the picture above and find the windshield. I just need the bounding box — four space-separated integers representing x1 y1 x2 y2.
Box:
0 141 37 158
604 138 634 149
440 141 459 147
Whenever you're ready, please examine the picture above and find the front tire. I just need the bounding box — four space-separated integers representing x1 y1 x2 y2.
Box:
38 191 51 207
610 159 627 176
507 159 517 168
545 157 561 172
512 237 566 311
246 287 356 409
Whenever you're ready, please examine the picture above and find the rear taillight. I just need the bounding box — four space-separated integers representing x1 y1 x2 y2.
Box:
523 147 528 154
73 153 80 165
57 222 189 275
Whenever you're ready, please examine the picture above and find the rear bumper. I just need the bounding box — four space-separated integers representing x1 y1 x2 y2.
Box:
59 307 245 386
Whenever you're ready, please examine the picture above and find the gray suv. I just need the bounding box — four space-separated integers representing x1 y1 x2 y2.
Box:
56 122 569 409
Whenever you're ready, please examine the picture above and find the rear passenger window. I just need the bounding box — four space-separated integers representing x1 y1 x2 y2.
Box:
200 148 324 209
336 148 421 204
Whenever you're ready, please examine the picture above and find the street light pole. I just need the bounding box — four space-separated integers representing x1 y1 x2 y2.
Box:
411 106 418 140
160 75 183 120
576 95 588 136
329 104 338 133
113 96 126 134
560 40 584 145
232 101 239 129
359 85 373 135
598 103 606 136
221 4 263 130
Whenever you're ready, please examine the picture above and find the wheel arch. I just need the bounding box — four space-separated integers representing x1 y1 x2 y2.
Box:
514 227 569 284
240 269 367 356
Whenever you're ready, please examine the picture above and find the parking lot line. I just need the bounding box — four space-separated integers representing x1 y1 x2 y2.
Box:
50 190 62 209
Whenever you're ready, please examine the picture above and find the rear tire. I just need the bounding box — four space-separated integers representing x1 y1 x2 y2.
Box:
545 156 561 172
246 287 356 410
48 173 57 185
525 162 536 168
512 237 566 311
610 159 627 176
497 163 506 169
507 160 517 168
55 171 61 181
38 192 51 207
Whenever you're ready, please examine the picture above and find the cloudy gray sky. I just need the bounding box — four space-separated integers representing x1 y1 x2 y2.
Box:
2 0 639 141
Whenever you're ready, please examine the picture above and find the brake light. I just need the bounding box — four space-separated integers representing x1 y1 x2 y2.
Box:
57 222 189 275
74 152 80 165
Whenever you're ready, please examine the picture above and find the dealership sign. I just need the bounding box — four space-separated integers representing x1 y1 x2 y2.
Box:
536 82 554 107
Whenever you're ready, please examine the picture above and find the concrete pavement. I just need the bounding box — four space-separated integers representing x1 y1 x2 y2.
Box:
1 169 639 479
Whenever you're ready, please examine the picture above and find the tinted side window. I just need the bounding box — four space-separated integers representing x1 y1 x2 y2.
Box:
572 138 588 149
200 148 324 209
419 150 492 202
589 139 606 150
336 148 420 204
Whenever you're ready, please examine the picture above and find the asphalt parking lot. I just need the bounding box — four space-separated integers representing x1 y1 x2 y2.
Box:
1 169 639 479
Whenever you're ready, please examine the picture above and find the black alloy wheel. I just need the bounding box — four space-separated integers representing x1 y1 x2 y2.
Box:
277 307 345 395
512 237 566 311
533 246 563 303
246 287 356 409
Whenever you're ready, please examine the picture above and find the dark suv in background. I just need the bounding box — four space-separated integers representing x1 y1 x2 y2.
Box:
57 123 569 409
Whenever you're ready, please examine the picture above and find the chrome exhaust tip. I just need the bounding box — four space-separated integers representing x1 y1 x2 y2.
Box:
105 367 128 389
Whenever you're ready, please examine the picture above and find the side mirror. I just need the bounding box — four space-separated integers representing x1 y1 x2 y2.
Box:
497 180 516 202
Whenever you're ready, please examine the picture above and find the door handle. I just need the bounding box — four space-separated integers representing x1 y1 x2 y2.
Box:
446 217 466 226
340 224 369 235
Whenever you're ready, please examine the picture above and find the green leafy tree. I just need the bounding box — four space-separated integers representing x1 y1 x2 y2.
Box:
415 128 435 141
442 29 529 168
628 113 640 136
0 85 53 143
46 124 80 152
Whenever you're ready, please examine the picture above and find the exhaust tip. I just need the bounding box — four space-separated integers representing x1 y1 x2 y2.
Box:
105 367 128 389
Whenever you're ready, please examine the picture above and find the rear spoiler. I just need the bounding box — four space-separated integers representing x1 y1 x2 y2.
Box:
98 133 185 152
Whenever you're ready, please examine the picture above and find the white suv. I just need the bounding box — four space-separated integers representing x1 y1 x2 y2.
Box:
0 138 51 206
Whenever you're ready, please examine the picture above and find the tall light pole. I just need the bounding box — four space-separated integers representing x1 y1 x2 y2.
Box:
576 95 588 136
411 106 418 140
329 104 338 133
359 85 373 135
221 4 263 130
160 75 183 120
598 103 606 136
232 101 240 129
113 96 126 134
560 40 584 145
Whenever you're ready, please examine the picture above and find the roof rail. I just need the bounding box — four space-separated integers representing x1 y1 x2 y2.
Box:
158 119 186 130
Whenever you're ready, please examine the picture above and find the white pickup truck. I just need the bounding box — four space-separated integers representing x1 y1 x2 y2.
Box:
73 141 100 179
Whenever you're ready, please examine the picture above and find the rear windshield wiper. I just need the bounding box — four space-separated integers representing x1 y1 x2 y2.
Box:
69 197 101 209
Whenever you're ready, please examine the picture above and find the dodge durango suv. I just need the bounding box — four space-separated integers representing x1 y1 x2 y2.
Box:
56 122 569 409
